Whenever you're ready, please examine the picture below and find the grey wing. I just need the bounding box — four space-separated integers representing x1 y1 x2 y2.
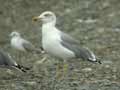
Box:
0 50 17 66
0 50 30 72
22 41 34 51
60 32 80 45
60 32 97 62
22 40 41 53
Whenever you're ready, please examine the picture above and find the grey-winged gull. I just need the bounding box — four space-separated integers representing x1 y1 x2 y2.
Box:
0 49 30 72
32 11 101 64
10 31 43 53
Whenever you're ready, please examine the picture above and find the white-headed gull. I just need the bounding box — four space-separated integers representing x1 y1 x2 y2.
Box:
32 11 101 64
10 31 43 53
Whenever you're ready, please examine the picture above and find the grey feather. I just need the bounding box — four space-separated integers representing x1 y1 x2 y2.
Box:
60 32 80 45
22 41 42 53
60 32 97 62
0 50 16 66
0 50 30 72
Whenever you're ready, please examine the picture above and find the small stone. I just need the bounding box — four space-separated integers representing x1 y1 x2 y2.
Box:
82 67 92 72
24 81 37 86
105 65 110 68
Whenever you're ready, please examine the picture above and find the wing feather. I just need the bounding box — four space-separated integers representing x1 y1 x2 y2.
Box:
60 32 97 62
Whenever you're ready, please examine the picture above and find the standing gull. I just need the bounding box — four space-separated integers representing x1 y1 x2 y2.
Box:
32 11 101 64
10 31 43 54
0 50 29 72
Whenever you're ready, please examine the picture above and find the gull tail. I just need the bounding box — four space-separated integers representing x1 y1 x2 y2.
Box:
83 48 102 64
96 58 102 64
14 64 30 72
88 58 102 64
87 52 102 64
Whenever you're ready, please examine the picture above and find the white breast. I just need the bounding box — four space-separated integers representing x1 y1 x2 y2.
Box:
11 37 25 51
42 27 75 60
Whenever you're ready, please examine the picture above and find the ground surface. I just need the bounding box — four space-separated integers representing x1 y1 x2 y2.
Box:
0 0 120 90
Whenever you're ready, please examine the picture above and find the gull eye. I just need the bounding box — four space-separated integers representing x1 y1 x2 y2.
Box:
44 14 50 17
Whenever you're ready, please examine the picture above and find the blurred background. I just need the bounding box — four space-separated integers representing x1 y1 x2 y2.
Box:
0 0 120 90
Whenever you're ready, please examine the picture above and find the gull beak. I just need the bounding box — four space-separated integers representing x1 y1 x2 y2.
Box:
32 16 39 22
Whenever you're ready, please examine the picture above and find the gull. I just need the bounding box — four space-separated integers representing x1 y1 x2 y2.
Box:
32 11 101 64
32 11 102 78
0 49 30 72
10 31 43 54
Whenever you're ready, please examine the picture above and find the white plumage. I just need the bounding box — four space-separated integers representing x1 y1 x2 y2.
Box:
42 26 75 59
10 31 42 53
33 11 101 64
10 32 27 51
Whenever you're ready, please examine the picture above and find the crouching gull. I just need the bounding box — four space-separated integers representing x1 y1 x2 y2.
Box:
10 31 43 54
0 50 30 72
32 11 101 64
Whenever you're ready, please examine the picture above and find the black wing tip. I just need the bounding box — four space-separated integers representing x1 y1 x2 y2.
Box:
15 64 31 73
20 68 27 72
97 60 102 64
88 58 102 64
96 57 102 64
93 60 102 64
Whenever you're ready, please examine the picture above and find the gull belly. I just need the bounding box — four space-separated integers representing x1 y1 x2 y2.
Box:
42 29 75 60
43 39 75 60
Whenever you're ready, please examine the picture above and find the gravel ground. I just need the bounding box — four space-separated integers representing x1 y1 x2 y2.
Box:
0 0 120 90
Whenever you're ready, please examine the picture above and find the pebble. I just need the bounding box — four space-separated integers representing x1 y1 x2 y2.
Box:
82 68 92 72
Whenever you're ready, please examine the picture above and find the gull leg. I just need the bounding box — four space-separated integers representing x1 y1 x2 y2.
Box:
56 59 68 79
56 60 63 79
62 59 68 78
40 56 49 76
33 56 48 75
34 57 47 64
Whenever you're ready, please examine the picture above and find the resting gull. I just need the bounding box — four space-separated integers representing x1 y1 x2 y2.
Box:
0 50 30 72
32 11 101 64
10 31 43 53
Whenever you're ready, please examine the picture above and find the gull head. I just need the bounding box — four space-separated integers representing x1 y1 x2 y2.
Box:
32 11 56 25
10 31 21 38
